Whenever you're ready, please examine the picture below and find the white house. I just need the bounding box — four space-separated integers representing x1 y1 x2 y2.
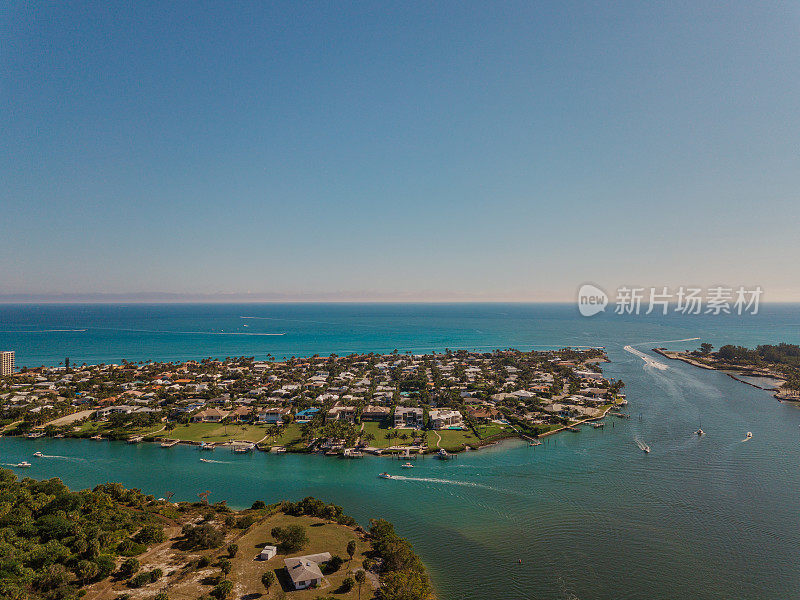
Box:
429 409 463 429
284 552 331 590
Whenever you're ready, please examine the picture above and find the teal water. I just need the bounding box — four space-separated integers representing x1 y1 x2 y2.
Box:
1 304 800 599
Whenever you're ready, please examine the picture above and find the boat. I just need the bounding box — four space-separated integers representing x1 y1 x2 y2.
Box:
436 448 450 460
90 434 103 440
635 438 651 453
528 440 542 446
379 472 393 479
200 458 212 463
592 422 604 428
343 448 364 458
33 452 44 457
695 429 705 436
275 447 287 453
127 436 143 444
199 442 215 451
746 431 753 439
233 444 254 453
160 439 179 448
401 462 414 468
16 461 32 468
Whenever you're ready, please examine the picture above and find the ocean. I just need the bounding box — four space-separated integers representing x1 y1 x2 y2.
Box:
1 303 799 599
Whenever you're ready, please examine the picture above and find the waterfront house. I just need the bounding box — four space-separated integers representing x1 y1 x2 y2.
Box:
258 407 290 424
429 409 463 429
361 405 390 422
191 408 230 423
326 404 356 423
284 552 331 590
394 406 424 429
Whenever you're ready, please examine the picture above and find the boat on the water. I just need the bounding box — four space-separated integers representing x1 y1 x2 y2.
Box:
635 438 651 453
437 448 450 460
695 429 705 436
379 472 393 479
529 440 542 446
16 461 32 468
33 451 44 457
746 431 753 439
401 462 414 468
200 458 212 463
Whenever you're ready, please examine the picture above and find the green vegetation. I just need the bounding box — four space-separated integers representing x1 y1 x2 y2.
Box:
0 469 164 600
698 342 800 390
369 519 432 600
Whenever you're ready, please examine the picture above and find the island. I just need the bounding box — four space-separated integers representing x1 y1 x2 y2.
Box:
0 469 432 600
1 348 626 454
654 342 800 401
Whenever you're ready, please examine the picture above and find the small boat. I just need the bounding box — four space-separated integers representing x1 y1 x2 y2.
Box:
199 442 215 451
401 462 414 468
275 447 287 453
592 422 604 429
529 440 542 446
200 458 212 463
379 472 393 479
635 438 651 453
746 431 753 439
33 451 44 457
695 429 705 436
16 461 32 468
436 448 450 460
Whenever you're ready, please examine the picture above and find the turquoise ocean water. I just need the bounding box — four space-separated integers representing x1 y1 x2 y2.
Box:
1 303 799 599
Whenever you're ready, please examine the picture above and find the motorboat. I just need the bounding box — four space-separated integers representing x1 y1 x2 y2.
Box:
437 448 450 460
379 472 393 479
33 451 44 457
695 429 705 436
746 431 753 439
401 462 414 468
529 440 542 446
16 461 32 468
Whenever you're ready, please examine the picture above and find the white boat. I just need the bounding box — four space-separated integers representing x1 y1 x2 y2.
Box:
33 451 44 457
695 429 705 436
437 448 450 460
200 458 212 463
401 462 414 468
379 472 393 479
16 461 32 468
635 438 651 453
529 440 542 446
746 431 753 439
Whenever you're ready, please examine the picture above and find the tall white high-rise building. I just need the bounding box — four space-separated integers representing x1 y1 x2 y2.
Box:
0 351 15 375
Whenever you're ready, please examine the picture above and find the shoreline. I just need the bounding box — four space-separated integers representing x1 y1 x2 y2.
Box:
653 348 799 402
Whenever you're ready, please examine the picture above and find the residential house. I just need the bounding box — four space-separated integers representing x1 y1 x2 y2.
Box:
429 409 463 429
284 553 331 590
394 406 424 429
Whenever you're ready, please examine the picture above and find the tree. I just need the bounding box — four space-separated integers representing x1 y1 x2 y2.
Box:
261 571 275 590
251 500 267 510
219 559 232 575
699 343 714 355
340 577 355 592
355 570 367 600
119 557 140 578
211 580 233 600
347 540 357 561
227 543 239 558
377 569 431 600
270 524 308 552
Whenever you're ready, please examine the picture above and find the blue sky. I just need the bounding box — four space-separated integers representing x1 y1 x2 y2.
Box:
2 1 799 301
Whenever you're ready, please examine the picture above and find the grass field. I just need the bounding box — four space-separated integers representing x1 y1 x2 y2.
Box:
426 428 479 451
85 510 372 600
167 422 271 443
473 423 513 439
360 421 420 448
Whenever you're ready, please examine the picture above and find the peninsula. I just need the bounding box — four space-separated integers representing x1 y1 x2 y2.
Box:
654 342 800 401
0 469 431 600
1 348 625 454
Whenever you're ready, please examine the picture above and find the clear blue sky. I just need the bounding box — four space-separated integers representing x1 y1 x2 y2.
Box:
2 1 799 301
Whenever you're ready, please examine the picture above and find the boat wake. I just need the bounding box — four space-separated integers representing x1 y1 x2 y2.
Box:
634 438 651 453
624 345 668 370
389 475 501 493
199 459 231 464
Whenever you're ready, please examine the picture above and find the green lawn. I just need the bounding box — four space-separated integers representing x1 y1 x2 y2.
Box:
169 422 270 443
426 428 479 451
360 421 420 448
474 423 512 439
